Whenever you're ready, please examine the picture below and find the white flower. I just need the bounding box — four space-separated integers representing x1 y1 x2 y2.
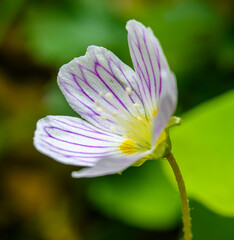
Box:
34 20 178 178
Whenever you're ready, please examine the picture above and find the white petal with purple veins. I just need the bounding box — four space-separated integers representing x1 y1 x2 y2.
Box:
152 71 177 145
72 151 151 178
58 46 145 133
126 20 172 115
34 116 126 166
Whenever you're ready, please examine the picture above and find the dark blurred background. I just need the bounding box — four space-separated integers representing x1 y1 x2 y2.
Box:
0 0 233 239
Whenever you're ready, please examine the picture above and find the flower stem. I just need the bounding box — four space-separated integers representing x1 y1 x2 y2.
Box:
166 152 192 240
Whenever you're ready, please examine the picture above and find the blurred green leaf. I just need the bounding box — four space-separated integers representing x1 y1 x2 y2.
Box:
21 0 126 67
87 161 180 230
0 0 26 43
191 200 234 240
163 89 234 216
140 0 222 74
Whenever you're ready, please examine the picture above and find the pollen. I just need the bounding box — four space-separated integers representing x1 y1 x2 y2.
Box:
105 93 113 99
96 107 102 113
119 140 138 154
133 103 140 108
110 126 116 131
125 87 132 94
152 108 158 118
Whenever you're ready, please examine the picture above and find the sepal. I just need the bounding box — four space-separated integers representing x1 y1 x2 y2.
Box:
167 116 182 128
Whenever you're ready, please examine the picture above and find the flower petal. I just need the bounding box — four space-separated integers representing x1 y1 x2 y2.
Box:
57 46 145 133
126 20 172 114
152 71 177 145
72 152 149 178
34 115 125 166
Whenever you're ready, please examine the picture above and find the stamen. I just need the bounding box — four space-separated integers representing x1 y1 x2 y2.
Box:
123 87 141 117
98 94 152 142
110 126 116 131
125 87 132 95
152 109 158 118
119 140 138 154
94 89 153 149
96 107 102 113
105 93 113 99
104 91 135 119
133 103 140 108
123 85 148 122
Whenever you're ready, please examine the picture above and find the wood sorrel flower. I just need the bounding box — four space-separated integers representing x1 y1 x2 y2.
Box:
34 20 179 178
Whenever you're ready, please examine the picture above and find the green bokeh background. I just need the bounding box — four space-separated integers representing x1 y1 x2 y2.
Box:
0 0 233 239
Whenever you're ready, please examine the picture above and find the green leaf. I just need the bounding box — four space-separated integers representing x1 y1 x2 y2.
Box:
139 0 222 75
0 0 27 43
86 161 180 230
163 89 234 216
191 200 234 240
21 0 126 67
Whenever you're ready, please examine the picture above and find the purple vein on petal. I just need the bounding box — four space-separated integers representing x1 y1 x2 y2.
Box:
129 40 148 97
148 31 170 96
108 57 142 103
99 53 150 119
40 139 120 156
152 38 162 96
76 61 130 113
71 72 95 103
133 27 151 95
52 119 118 137
132 75 148 117
105 58 149 121
40 131 114 148
129 39 154 115
107 59 134 104
129 36 149 90
62 83 121 128
91 47 135 114
142 29 158 99
94 61 129 111
43 84 116 131
37 143 97 164
72 66 118 111
44 126 119 143
62 83 99 116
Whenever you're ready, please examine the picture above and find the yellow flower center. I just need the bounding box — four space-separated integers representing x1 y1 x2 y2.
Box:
95 89 167 156
119 130 167 155
119 140 138 154
156 130 167 146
